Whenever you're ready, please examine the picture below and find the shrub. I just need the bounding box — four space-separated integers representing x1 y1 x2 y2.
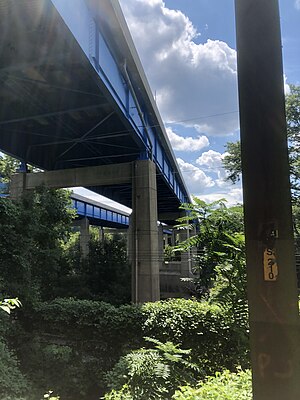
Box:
172 369 252 400
0 306 29 400
11 298 249 399
142 298 249 373
104 338 200 400
16 299 143 400
0 188 75 306
0 340 29 400
55 232 131 304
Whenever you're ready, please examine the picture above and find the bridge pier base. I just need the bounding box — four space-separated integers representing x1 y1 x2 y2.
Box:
130 160 160 303
9 172 27 200
78 217 90 258
72 218 90 258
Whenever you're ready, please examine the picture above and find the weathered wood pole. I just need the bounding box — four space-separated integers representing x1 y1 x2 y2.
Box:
234 0 300 399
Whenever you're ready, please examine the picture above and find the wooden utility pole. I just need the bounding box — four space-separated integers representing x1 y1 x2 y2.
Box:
234 1 300 399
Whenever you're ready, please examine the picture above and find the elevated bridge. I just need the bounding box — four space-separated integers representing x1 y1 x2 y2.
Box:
71 193 129 229
1 0 190 302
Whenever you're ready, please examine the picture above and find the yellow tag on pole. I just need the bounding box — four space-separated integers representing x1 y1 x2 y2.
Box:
263 248 278 281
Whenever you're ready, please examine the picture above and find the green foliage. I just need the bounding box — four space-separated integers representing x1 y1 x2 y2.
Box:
43 391 60 400
0 190 249 400
16 298 143 399
103 386 133 400
223 84 300 190
56 232 131 304
209 232 247 318
222 85 300 252
0 154 20 185
0 297 22 314
85 233 131 304
0 339 29 399
0 299 28 400
6 297 249 399
173 369 252 400
142 298 249 372
176 198 244 296
286 84 300 194
104 337 199 400
0 187 75 304
222 141 242 184
208 232 249 356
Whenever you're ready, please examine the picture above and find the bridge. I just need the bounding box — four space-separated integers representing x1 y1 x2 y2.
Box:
72 193 129 229
0 0 190 302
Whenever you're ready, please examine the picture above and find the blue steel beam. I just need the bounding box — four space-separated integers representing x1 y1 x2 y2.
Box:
50 0 190 206
71 193 129 228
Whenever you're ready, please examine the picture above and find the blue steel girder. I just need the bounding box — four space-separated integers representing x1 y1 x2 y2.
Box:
72 194 129 229
0 0 190 214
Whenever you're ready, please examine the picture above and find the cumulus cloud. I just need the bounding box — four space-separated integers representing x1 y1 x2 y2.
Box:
176 158 214 194
120 0 239 136
196 150 224 170
295 0 300 10
197 187 243 206
166 127 209 151
196 150 232 188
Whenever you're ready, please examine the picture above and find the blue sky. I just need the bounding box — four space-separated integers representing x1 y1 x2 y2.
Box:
116 0 300 206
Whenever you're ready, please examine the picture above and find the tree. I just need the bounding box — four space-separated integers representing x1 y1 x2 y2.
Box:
286 84 300 194
223 84 300 194
176 198 244 297
222 85 300 250
0 154 20 184
175 199 249 361
57 231 131 304
0 187 75 304
222 141 242 185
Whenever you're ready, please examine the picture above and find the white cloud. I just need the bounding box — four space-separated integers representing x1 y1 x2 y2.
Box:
196 150 224 170
166 127 209 151
176 158 214 194
197 187 243 206
295 0 300 10
284 75 290 95
120 0 239 136
195 150 233 189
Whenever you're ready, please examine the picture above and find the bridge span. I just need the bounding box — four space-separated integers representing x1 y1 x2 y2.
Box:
1 0 191 302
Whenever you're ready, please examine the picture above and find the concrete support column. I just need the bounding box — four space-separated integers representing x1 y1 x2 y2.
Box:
131 160 160 303
178 228 192 277
99 226 105 242
171 229 177 246
79 217 90 258
9 172 27 199
158 224 164 267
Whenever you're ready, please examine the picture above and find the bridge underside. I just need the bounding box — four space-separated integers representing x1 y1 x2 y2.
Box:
0 0 182 217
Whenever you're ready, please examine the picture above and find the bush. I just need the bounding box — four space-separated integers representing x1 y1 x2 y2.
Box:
142 299 249 373
16 299 143 400
55 232 131 305
104 338 200 400
0 188 75 306
0 340 29 399
173 369 252 400
10 298 249 399
0 310 29 400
